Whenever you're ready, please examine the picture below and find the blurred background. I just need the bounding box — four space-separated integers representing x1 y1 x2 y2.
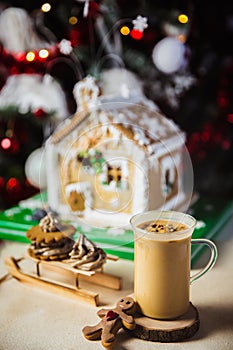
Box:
0 0 232 210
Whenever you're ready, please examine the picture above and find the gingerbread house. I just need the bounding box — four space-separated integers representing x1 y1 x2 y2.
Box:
45 74 190 227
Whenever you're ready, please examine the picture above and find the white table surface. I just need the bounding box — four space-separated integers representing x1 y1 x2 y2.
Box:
0 229 232 350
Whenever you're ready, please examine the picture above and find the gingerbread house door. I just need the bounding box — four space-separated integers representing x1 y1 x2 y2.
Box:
65 182 93 214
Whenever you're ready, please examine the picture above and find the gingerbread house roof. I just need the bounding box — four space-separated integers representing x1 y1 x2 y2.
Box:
48 100 184 156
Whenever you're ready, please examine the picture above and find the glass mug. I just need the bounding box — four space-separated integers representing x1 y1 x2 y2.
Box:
130 210 218 320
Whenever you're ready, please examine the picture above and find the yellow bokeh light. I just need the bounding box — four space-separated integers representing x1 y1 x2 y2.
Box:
26 51 35 62
69 16 78 25
178 14 189 24
39 49 49 59
120 26 130 36
41 3 51 13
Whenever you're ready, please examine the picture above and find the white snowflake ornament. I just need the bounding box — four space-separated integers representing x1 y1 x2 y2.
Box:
132 15 148 32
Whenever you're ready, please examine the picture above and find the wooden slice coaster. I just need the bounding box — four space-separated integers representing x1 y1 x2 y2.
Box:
130 302 200 342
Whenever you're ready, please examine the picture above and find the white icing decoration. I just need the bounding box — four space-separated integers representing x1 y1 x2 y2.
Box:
25 215 33 221
132 149 149 213
106 228 126 236
73 75 100 112
110 197 120 208
79 224 92 232
195 220 206 229
19 198 42 209
120 83 130 98
4 207 21 216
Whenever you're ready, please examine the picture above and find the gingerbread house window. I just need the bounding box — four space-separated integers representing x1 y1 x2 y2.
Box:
99 159 129 190
76 149 105 175
161 155 176 198
107 165 122 185
165 169 174 195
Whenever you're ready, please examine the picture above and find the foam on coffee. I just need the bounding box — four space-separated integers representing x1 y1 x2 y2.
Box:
138 219 188 234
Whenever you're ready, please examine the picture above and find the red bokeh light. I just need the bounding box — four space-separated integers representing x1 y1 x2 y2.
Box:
1 137 11 150
33 108 47 118
6 177 21 191
0 137 20 154
130 29 143 40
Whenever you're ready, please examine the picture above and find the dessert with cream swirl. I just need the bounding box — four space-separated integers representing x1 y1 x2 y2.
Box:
69 234 107 271
27 212 75 260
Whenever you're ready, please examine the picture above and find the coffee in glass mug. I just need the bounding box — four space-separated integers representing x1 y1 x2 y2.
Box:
131 210 218 320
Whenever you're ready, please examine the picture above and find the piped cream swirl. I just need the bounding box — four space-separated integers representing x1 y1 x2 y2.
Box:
69 234 107 271
39 212 63 232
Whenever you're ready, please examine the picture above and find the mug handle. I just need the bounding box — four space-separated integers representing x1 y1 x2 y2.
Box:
190 238 218 285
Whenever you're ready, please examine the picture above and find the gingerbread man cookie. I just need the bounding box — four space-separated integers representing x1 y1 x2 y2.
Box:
82 296 136 348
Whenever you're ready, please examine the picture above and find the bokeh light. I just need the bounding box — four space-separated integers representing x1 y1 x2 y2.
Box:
39 49 49 59
26 51 35 62
120 26 130 36
1 138 11 150
41 3 51 13
69 16 78 25
178 14 189 24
